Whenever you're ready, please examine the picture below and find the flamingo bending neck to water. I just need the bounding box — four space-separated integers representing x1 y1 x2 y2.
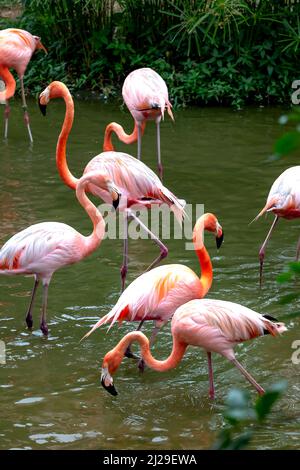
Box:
38 81 185 291
103 68 174 179
83 213 223 368
0 172 120 336
0 28 47 142
100 299 286 398
254 166 300 285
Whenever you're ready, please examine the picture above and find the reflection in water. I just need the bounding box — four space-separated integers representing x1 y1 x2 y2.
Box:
0 99 299 449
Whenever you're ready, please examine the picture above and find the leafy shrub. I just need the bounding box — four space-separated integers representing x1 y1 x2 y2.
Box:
0 0 299 107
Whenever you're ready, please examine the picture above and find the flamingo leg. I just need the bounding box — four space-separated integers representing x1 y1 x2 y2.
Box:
137 122 142 160
259 215 279 287
207 351 215 399
231 358 265 395
40 282 49 336
19 76 33 143
296 236 300 261
156 119 163 180
127 209 168 272
4 101 10 139
124 319 145 360
25 277 39 330
120 212 129 292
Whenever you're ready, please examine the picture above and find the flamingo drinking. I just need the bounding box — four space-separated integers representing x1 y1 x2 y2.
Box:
100 298 286 398
83 213 223 369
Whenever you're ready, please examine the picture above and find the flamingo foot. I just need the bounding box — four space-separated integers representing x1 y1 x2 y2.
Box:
120 264 128 292
40 322 48 336
25 314 33 330
138 358 146 373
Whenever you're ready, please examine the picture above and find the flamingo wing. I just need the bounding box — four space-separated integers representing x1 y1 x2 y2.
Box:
0 222 80 274
122 68 173 120
83 264 200 338
256 166 300 220
172 299 286 356
84 151 185 223
267 166 300 213
0 29 34 73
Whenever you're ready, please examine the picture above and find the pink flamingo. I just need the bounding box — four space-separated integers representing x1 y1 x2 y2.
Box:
39 81 185 291
100 298 286 398
83 213 223 368
103 68 174 179
0 171 121 336
254 166 300 285
0 28 47 142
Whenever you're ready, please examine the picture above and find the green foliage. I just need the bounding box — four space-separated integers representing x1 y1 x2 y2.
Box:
274 106 300 158
0 0 299 107
212 381 287 450
279 16 300 54
277 262 300 311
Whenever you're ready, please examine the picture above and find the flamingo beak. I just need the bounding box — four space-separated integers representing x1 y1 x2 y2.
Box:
108 182 121 210
216 231 224 249
38 99 47 116
101 368 118 396
40 42 48 54
112 193 120 210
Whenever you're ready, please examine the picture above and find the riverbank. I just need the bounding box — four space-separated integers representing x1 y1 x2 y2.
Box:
0 1 299 109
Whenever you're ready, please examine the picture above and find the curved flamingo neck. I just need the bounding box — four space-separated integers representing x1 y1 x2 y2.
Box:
103 121 146 151
193 218 213 297
114 331 187 373
76 179 105 254
55 86 78 190
0 66 16 101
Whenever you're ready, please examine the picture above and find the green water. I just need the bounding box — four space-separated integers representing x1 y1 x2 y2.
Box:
0 98 299 450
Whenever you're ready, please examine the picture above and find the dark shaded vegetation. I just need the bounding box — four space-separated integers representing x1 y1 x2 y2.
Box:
0 0 299 108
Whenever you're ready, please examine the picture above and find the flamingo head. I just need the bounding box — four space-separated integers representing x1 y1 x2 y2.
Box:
38 81 71 116
107 181 121 210
101 348 124 396
193 213 224 250
204 213 224 248
34 36 47 54
77 172 121 210
38 85 50 115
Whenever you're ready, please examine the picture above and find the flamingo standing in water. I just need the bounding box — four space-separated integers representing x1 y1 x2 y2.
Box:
83 213 223 369
254 166 300 285
38 81 185 291
103 68 174 179
0 172 121 336
100 298 286 398
0 28 47 142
